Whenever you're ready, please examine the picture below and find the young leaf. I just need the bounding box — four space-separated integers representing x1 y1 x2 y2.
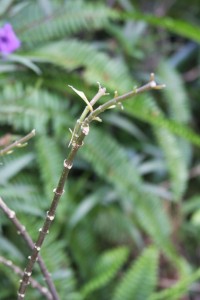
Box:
68 85 93 111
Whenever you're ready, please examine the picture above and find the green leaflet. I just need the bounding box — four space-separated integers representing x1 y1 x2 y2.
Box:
158 61 191 123
11 0 114 46
125 94 200 146
35 135 63 199
125 95 191 200
0 152 34 184
112 247 158 300
0 82 70 133
154 127 188 200
80 128 175 258
122 11 200 43
150 268 200 300
25 39 132 93
81 247 129 298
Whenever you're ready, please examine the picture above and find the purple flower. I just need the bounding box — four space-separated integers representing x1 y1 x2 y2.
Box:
0 23 21 56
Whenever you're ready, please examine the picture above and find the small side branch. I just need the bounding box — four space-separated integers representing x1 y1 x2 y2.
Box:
0 255 52 300
0 129 36 156
86 73 165 123
0 197 59 300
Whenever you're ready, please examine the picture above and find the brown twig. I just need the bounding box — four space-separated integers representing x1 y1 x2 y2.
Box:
0 129 36 156
17 74 164 299
0 255 52 300
0 197 59 300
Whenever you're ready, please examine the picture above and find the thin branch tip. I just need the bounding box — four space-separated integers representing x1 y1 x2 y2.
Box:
96 81 107 95
149 73 165 90
97 81 101 90
0 129 37 156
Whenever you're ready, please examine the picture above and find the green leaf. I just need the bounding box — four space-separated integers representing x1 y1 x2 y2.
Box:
25 39 132 92
69 188 106 228
0 236 23 261
68 85 93 111
0 153 34 184
35 135 63 198
81 247 129 298
125 94 200 147
154 127 188 200
12 1 114 46
112 247 158 300
158 61 191 124
7 54 41 74
150 268 200 300
122 11 200 42
80 128 176 258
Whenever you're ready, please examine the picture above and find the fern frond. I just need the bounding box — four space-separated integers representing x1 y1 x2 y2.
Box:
80 128 176 258
150 268 200 300
69 186 110 228
0 81 71 133
126 95 189 199
0 152 34 184
125 94 200 146
154 127 188 200
41 241 80 299
112 247 159 300
35 135 63 198
81 247 129 298
11 1 114 46
0 236 23 262
93 205 144 248
0 183 44 217
26 39 132 92
158 61 191 123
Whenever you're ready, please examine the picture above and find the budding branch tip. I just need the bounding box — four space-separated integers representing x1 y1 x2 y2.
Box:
149 73 165 90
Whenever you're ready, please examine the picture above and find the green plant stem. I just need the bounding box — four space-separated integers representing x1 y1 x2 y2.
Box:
0 129 36 156
0 255 52 300
17 74 164 300
0 197 58 300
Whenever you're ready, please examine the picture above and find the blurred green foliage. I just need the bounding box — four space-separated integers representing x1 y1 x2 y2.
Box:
1 0 200 299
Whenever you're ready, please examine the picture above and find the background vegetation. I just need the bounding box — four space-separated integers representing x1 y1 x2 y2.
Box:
1 0 200 299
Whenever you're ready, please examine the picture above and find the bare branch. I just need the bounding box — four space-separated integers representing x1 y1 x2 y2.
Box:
0 255 52 300
0 129 36 156
0 197 59 300
86 73 165 123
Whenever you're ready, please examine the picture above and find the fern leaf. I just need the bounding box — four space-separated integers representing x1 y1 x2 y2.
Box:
126 95 189 200
123 11 200 43
11 1 114 46
150 268 200 300
80 128 176 258
125 94 200 146
0 82 70 133
158 61 190 123
154 127 188 200
0 152 34 184
26 39 132 92
0 183 44 217
35 135 63 198
112 247 159 300
81 247 129 298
